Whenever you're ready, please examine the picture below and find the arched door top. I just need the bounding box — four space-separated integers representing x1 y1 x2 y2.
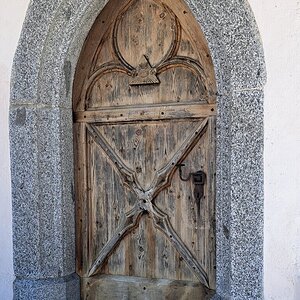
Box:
10 0 266 299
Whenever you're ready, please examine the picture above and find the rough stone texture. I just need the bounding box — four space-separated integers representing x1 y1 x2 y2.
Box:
10 107 40 277
215 94 232 298
186 0 266 95
10 0 64 103
10 106 75 279
38 0 110 107
215 90 264 299
14 273 80 300
10 0 266 299
229 90 264 298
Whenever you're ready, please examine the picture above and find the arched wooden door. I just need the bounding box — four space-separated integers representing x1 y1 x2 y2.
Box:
73 0 216 298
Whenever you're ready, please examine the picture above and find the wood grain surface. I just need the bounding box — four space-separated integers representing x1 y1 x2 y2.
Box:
73 0 216 298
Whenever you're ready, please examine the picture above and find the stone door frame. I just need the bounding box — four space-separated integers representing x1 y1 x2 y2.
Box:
10 0 266 299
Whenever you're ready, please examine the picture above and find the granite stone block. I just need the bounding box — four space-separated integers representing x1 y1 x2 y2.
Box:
229 90 264 299
215 95 233 298
186 0 266 94
11 0 63 103
37 0 109 107
10 107 40 278
214 90 264 299
14 273 80 300
10 106 75 279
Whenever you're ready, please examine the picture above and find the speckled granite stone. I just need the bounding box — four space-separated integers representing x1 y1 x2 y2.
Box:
10 0 63 103
229 90 264 299
10 107 40 278
10 106 75 279
38 0 110 107
186 0 266 95
215 94 232 298
13 273 80 300
10 0 266 299
215 90 264 299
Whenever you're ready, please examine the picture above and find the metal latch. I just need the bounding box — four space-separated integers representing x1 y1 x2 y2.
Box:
176 164 206 214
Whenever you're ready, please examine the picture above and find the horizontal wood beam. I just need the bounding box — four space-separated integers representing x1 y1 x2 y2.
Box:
74 103 216 123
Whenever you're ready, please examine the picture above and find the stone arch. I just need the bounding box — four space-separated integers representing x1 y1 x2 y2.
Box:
10 0 266 299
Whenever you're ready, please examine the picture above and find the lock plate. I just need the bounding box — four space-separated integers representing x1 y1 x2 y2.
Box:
176 164 206 214
192 171 206 214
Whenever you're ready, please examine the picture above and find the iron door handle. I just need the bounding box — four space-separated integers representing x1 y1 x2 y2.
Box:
177 164 206 214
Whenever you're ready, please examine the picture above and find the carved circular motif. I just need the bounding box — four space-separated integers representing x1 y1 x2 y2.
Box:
113 0 180 69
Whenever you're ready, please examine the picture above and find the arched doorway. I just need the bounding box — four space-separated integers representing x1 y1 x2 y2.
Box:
10 0 266 299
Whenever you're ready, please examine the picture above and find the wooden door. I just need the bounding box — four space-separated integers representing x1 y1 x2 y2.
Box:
73 0 216 299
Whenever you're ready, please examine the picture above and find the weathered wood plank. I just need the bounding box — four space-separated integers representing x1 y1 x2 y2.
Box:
73 123 89 275
74 103 216 124
82 274 215 300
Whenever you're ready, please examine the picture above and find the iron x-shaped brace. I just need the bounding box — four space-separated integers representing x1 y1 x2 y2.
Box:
86 119 210 288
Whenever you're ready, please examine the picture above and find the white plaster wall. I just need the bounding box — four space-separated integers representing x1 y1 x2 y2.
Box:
0 0 299 299
249 0 300 299
0 1 30 299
